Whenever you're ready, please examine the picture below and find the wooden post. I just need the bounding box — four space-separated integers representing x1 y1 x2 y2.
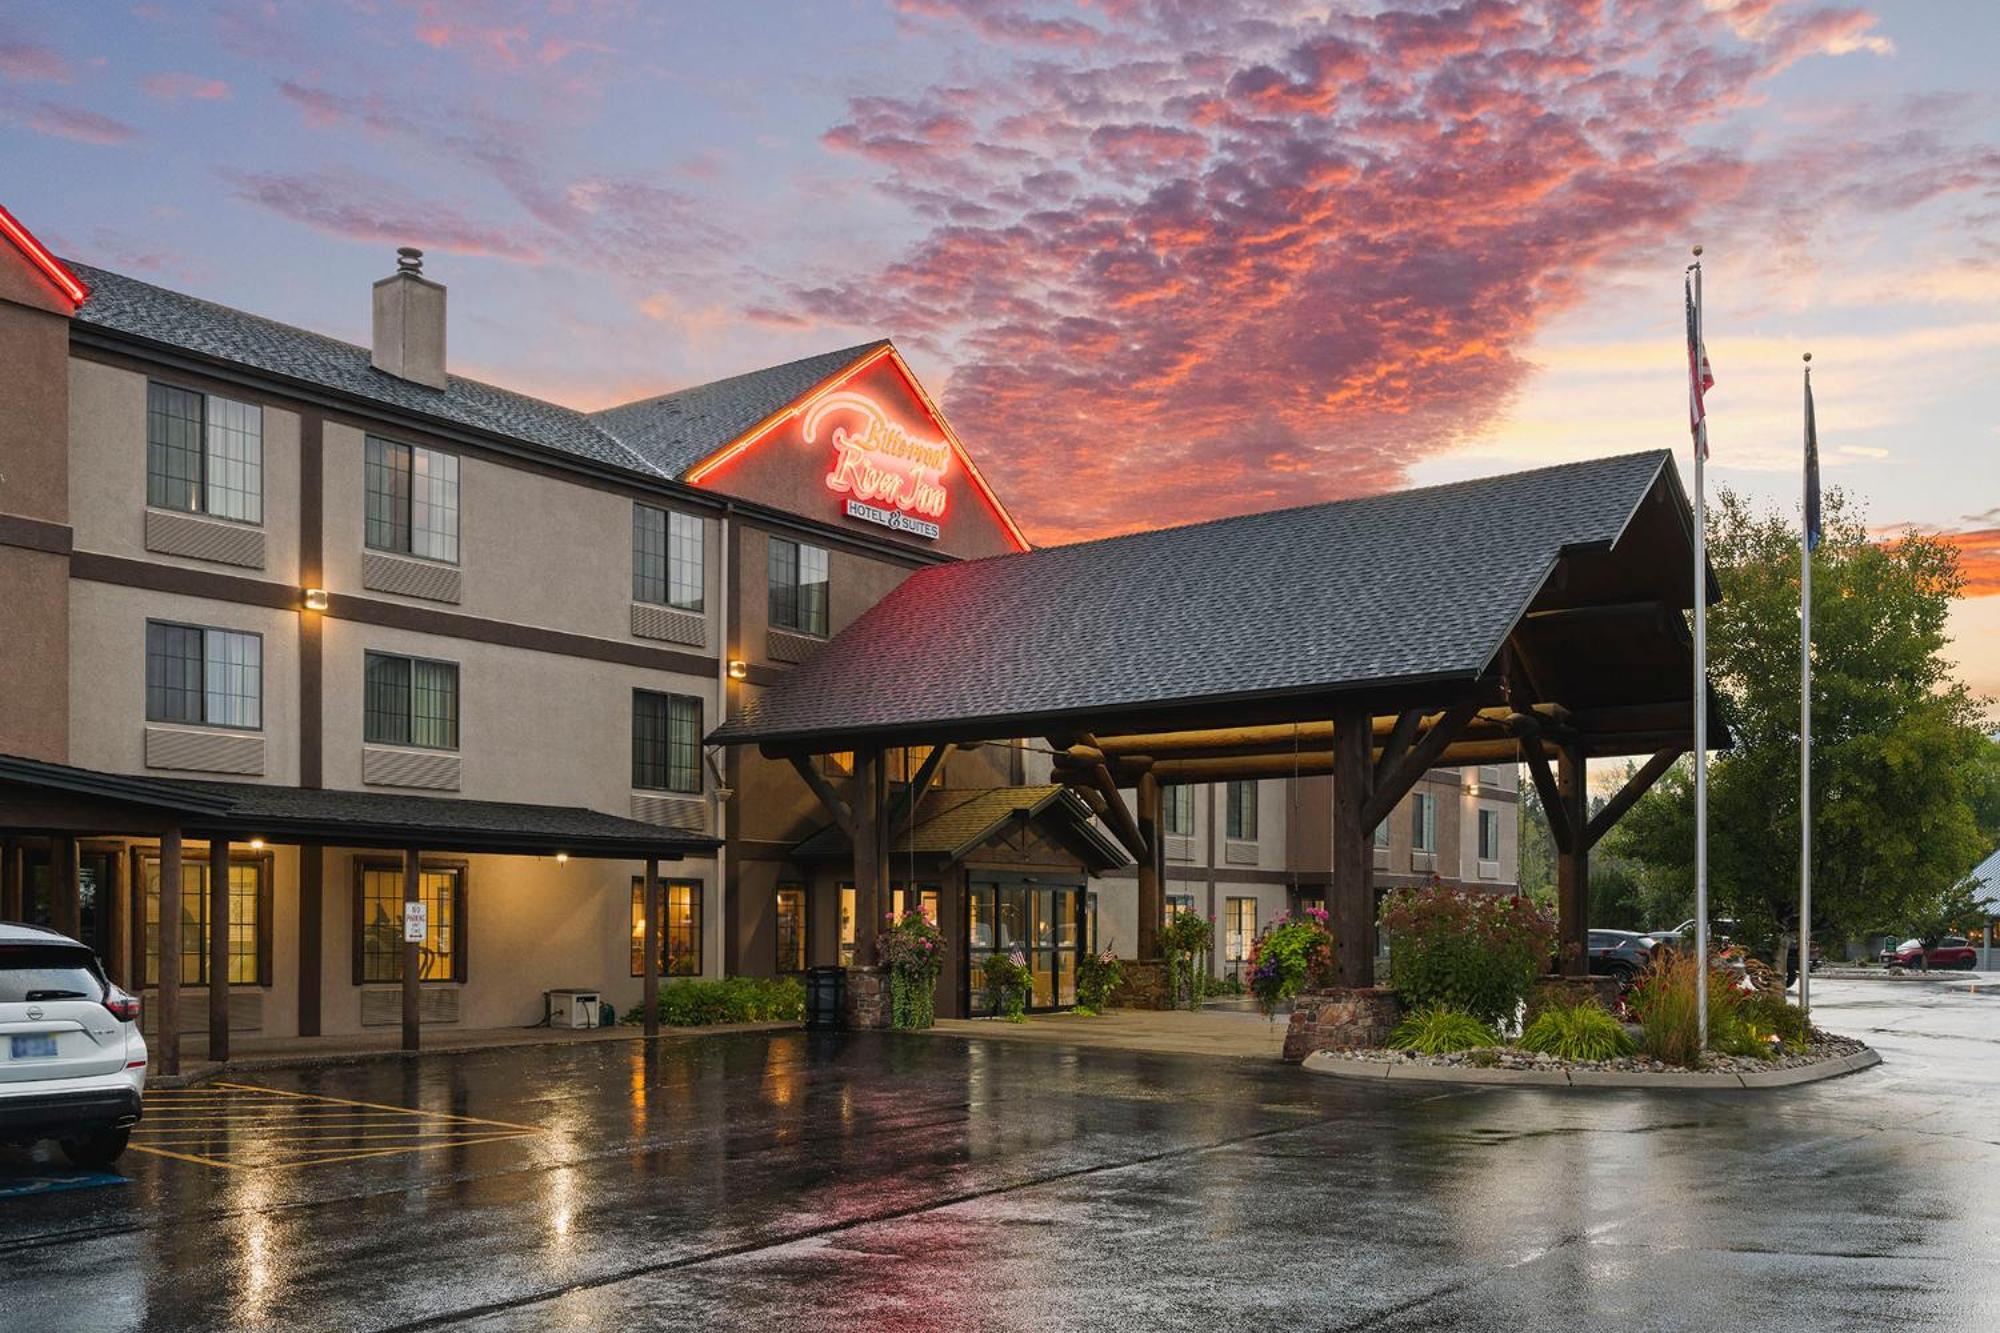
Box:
642 856 661 1038
1136 772 1162 959
1557 739 1589 977
851 748 887 970
51 835 79 938
402 847 422 1053
157 828 183 1078
1 839 20 920
208 838 231 1063
1332 707 1375 987
298 846 322 1037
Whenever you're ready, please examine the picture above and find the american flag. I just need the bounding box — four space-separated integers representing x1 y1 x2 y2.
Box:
1686 272 1714 455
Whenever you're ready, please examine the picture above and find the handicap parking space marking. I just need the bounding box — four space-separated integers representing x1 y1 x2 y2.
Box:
128 1081 543 1170
0 1170 131 1198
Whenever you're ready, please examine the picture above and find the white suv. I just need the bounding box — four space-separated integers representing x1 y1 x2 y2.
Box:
0 922 147 1166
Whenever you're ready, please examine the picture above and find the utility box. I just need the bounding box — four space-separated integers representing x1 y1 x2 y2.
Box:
545 989 602 1030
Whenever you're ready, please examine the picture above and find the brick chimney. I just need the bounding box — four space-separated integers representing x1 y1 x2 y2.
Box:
371 247 446 389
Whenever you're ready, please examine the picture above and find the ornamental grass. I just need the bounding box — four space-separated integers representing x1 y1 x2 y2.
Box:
1387 1004 1499 1055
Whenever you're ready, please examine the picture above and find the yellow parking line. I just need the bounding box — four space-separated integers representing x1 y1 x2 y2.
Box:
126 1144 243 1170
210 1081 542 1131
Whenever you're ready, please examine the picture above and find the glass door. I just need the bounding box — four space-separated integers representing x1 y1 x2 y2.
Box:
965 880 1086 1015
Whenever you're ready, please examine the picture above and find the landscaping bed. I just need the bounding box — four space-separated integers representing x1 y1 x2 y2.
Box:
1306 1033 1878 1089
1327 1030 1869 1076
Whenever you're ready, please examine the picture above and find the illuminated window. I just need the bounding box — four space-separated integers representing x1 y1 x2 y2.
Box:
891 885 940 925
768 536 829 636
364 651 458 749
1225 897 1256 963
632 690 702 792
838 883 856 965
1412 792 1437 853
365 436 458 562
632 504 704 611
776 886 807 973
1166 893 1196 917
147 382 262 523
355 861 463 983
138 854 266 986
630 879 702 976
1225 780 1258 840
1163 785 1195 837
146 621 261 729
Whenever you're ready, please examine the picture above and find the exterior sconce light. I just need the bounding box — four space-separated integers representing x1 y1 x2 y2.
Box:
555 852 569 866
249 838 266 851
727 659 749 680
303 587 330 611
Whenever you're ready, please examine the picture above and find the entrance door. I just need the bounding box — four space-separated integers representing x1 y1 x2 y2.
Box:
964 879 1085 1015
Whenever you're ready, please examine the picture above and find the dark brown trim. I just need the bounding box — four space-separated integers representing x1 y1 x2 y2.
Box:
300 415 324 789
298 846 322 1036
351 854 469 986
0 512 73 555
627 874 705 977
73 550 298 609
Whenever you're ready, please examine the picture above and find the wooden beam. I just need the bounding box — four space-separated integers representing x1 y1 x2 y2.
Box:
1583 744 1684 850
50 835 78 939
1133 738 1554 785
402 846 421 1053
787 755 854 836
1555 739 1588 977
1517 720 1573 855
642 856 660 1038
209 837 230 1064
1361 699 1480 830
1331 707 1374 987
1524 600 1668 624
1373 709 1423 790
157 827 182 1078
1136 772 1162 960
1505 632 1551 705
891 743 955 833
851 749 887 969
1067 733 1148 865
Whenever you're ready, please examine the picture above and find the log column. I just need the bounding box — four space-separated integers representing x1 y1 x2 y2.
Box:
642 856 661 1038
1 839 20 920
1136 771 1163 960
1332 706 1375 987
51 835 79 938
851 748 888 970
208 838 231 1062
1556 739 1589 977
157 828 183 1077
402 847 422 1052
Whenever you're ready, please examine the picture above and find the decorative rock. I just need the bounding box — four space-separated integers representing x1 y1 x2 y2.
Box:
1282 987 1404 1062
839 966 892 1030
1107 958 1171 1011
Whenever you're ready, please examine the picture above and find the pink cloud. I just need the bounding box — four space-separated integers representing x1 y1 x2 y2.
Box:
0 91 140 145
222 168 544 261
0 37 70 82
142 71 232 103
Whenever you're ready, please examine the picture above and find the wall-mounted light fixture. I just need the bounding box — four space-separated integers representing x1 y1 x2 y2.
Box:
727 659 749 680
249 838 266 851
555 852 569 866
303 587 330 611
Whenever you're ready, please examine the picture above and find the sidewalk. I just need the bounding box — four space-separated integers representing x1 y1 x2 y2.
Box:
926 1008 1288 1061
151 1019 802 1087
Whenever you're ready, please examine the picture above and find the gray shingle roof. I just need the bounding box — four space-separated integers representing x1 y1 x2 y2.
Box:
67 262 882 484
712 451 1678 748
588 342 888 477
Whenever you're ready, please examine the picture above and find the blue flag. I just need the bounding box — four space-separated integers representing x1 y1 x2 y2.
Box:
1804 369 1821 551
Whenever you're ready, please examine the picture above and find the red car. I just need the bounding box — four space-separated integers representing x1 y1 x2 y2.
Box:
1878 937 1979 970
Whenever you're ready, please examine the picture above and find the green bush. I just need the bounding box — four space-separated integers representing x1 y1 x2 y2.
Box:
1379 885 1555 1027
1076 949 1124 1013
1626 952 1776 1065
623 976 804 1028
1739 989 1811 1053
1517 1000 1636 1062
1387 1005 1499 1054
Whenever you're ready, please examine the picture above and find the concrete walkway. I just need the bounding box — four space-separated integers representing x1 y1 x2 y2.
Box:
927 1007 1288 1060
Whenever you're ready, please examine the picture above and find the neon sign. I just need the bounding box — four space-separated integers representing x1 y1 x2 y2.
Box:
805 391 950 529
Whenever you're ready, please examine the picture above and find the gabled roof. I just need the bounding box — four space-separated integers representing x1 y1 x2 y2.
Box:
1969 846 2000 911
793 784 1128 871
0 205 90 307
589 342 888 478
714 451 1705 751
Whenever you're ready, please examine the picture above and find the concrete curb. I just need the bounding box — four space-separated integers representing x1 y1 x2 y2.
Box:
1302 1046 1881 1090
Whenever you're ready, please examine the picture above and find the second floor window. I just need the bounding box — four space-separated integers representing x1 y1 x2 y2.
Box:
768 536 828 636
632 689 702 793
148 382 263 523
1373 820 1390 850
1412 792 1437 853
365 436 459 562
633 505 704 611
145 621 261 729
1163 784 1195 837
364 652 459 749
1478 807 1501 861
1226 780 1258 840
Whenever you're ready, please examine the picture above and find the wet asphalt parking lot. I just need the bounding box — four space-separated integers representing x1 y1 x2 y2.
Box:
2 975 1997 1332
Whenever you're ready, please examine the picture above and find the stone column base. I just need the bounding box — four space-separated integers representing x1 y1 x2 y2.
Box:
1283 987 1403 1062
840 966 892 1030
1107 958 1170 1010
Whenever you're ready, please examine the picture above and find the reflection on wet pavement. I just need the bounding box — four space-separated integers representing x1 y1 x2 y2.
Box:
0 978 1996 1332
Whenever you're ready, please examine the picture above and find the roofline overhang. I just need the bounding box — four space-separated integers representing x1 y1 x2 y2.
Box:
0 754 234 816
176 814 717 860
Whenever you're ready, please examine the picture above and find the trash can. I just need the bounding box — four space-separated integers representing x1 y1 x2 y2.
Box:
806 966 847 1031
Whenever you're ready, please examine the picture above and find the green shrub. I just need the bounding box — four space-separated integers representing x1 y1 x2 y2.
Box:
1379 885 1555 1027
1387 1005 1499 1054
1517 1000 1636 1062
1740 989 1812 1053
1160 910 1214 1011
1626 952 1772 1066
1245 907 1337 1016
623 976 804 1028
1076 949 1123 1013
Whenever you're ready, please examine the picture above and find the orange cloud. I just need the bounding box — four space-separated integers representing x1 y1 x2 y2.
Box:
1941 528 2000 597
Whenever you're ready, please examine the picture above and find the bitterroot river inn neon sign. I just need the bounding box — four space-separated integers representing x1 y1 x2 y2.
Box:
806 391 949 540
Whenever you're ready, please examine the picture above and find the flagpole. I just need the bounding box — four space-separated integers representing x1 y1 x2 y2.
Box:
1690 245 1710 1051
1800 352 1814 1023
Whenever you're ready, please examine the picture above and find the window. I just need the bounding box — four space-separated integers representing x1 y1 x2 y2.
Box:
1412 792 1437 853
815 751 855 779
630 879 702 976
145 621 262 729
768 536 829 636
1478 807 1501 861
839 883 856 965
363 652 459 749
1163 784 1195 837
892 885 940 925
1225 897 1257 964
147 383 263 523
1226 780 1258 840
1166 893 1196 917
776 886 807 973
632 690 702 793
138 853 268 986
1372 820 1390 850
355 861 464 983
633 505 704 611
365 436 459 562
1086 891 1099 954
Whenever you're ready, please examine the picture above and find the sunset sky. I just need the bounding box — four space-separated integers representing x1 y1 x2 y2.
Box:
4 0 1994 701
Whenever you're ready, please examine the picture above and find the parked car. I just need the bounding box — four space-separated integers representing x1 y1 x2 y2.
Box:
0 923 146 1166
1878 937 1978 970
1587 930 1658 980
